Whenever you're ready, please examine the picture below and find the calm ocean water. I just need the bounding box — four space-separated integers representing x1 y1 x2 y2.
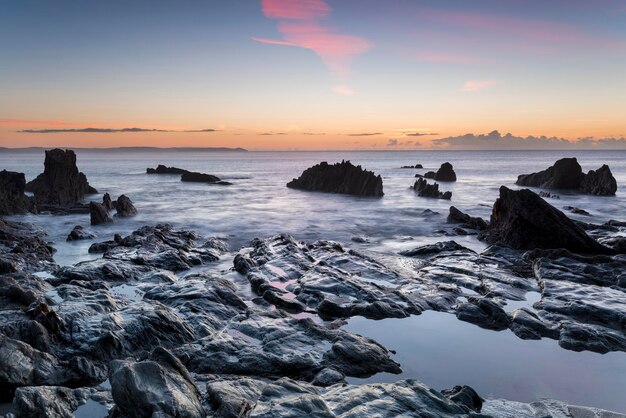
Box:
2 149 626 412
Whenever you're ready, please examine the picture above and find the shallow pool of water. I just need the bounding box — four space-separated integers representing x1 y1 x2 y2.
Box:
344 311 626 413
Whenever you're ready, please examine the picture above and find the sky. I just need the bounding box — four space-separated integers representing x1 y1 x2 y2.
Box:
1 0 626 150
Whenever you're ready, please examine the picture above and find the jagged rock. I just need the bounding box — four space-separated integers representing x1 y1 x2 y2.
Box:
0 334 60 388
434 162 457 182
13 386 92 418
181 171 221 183
580 164 618 196
420 171 437 179
66 225 97 241
89 202 112 225
109 347 204 418
114 195 137 217
25 149 97 206
516 158 617 196
447 206 488 230
0 170 33 215
102 193 113 211
287 160 383 197
481 186 611 254
146 165 189 174
411 178 452 199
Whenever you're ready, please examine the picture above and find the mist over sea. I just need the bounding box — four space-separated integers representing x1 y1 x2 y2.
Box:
3 148 626 412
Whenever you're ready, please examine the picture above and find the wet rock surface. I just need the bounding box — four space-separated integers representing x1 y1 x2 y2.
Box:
89 202 113 225
411 178 452 199
66 225 97 241
1 215 625 416
448 206 488 230
287 160 384 197
25 149 97 206
516 157 617 196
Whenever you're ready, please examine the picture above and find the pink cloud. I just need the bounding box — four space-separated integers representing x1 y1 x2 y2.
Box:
461 80 498 92
255 0 371 77
262 0 330 20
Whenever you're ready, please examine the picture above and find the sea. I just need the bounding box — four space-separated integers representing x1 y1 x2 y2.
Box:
2 148 626 413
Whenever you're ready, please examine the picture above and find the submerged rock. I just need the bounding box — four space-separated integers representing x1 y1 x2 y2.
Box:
401 164 423 169
447 206 488 230
411 178 452 199
146 165 188 175
516 158 617 196
66 225 97 241
114 195 137 217
287 160 383 197
25 149 97 206
89 202 112 226
0 170 33 215
481 186 610 254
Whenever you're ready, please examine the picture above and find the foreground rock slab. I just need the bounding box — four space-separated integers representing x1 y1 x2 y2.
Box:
287 160 383 197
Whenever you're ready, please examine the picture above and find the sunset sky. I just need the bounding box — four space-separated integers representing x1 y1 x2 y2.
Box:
2 0 626 150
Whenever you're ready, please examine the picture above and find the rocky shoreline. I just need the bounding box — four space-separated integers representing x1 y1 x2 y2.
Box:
0 152 625 417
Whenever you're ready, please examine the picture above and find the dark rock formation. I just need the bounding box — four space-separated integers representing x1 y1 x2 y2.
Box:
0 170 33 215
181 171 221 183
400 241 471 257
146 165 188 175
66 225 97 241
481 186 610 254
401 164 423 169
411 178 452 199
102 193 113 211
25 149 97 206
539 191 560 199
447 206 488 230
456 297 511 330
287 160 383 197
580 164 618 196
115 195 137 217
434 162 457 182
516 158 617 196
110 347 204 418
420 171 436 179
89 202 112 225
441 385 483 413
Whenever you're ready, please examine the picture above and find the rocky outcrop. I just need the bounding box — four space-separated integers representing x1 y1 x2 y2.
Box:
0 170 33 215
447 206 488 230
580 164 618 196
401 164 423 169
433 162 457 182
146 165 188 175
66 225 97 241
0 218 56 272
89 202 112 225
481 186 610 254
114 195 137 217
287 160 383 197
110 347 204 418
25 149 97 206
102 193 113 211
411 178 451 199
516 158 617 196
181 171 221 183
